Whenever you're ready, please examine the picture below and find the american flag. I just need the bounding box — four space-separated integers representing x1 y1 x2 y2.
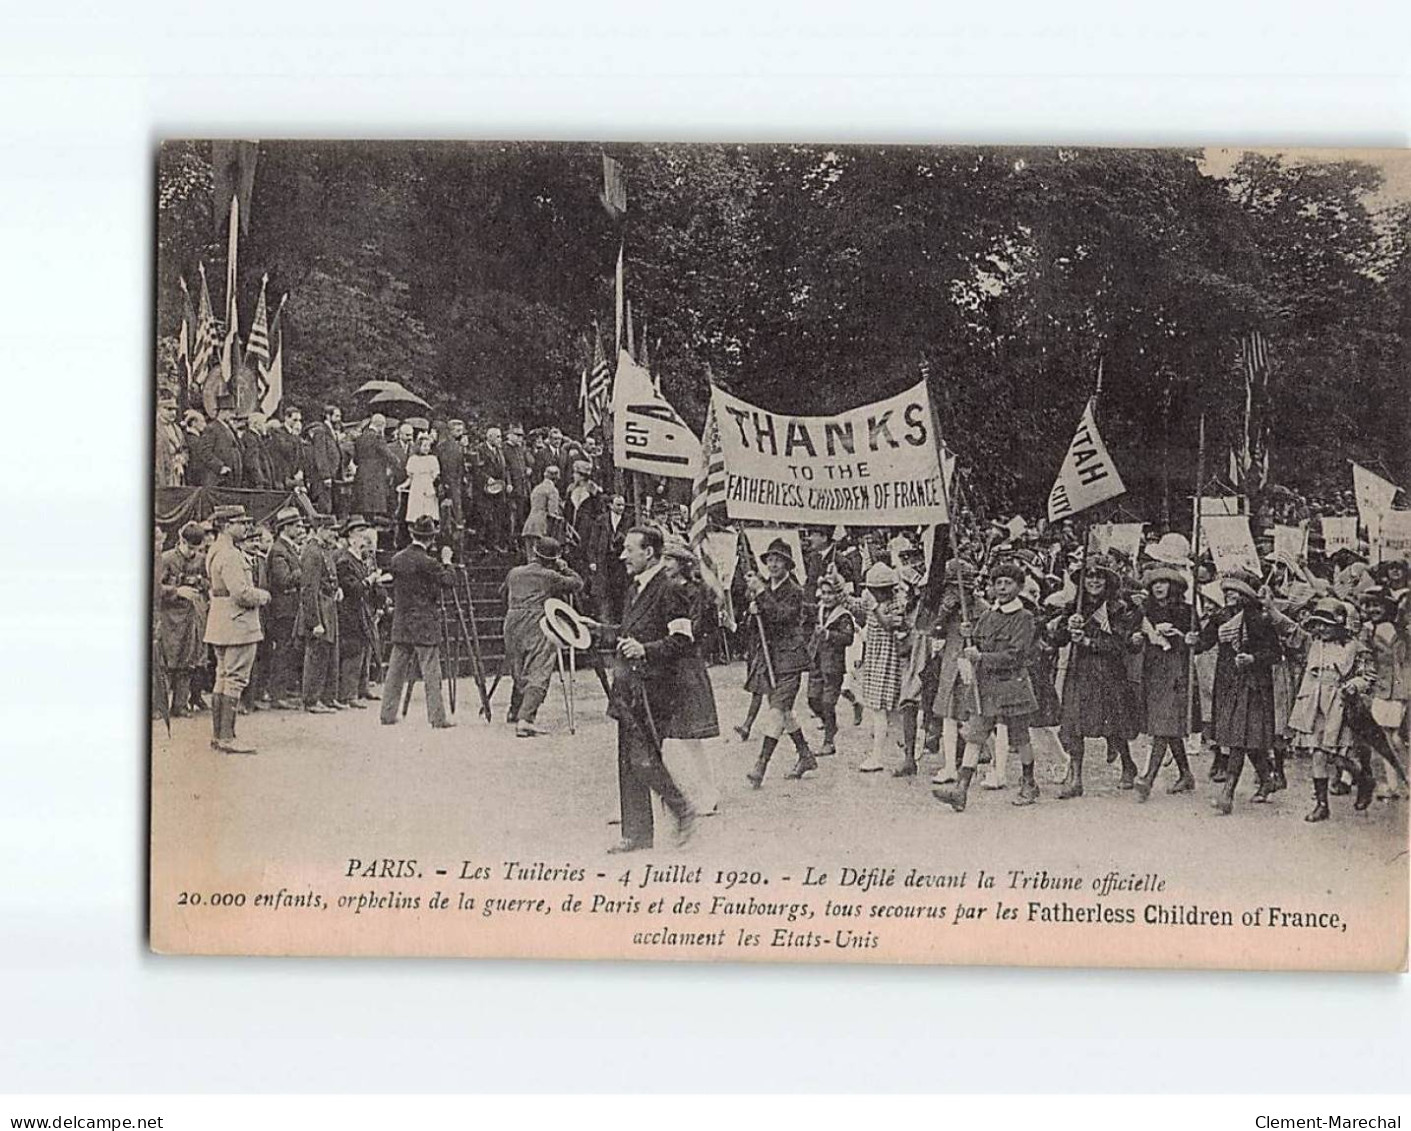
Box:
689 396 733 628
246 276 271 369
584 324 611 435
190 265 218 389
1237 330 1272 492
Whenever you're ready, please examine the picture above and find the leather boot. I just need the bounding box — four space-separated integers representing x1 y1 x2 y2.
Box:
747 737 777 789
784 731 818 779
1305 777 1330 822
1354 750 1376 812
1057 749 1084 799
217 694 257 754
1012 762 1040 806
1117 746 1138 791
1271 746 1288 792
1134 741 1162 802
932 765 975 812
1168 745 1195 793
1251 750 1276 803
169 672 191 719
1212 749 1244 814
1209 748 1228 783
894 705 919 777
209 693 225 750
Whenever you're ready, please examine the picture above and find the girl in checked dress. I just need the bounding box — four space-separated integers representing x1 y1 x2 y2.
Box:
848 562 910 773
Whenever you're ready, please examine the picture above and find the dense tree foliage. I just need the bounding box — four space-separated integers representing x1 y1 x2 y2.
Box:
156 141 1409 517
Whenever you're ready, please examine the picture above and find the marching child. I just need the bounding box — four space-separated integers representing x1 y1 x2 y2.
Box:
931 560 1042 811
1283 598 1375 821
1130 565 1200 799
807 573 857 756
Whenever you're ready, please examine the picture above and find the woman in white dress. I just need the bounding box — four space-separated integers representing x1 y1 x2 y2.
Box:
399 433 441 527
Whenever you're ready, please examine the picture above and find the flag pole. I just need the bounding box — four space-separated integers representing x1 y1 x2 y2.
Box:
922 360 981 714
1186 412 1206 736
1074 356 1105 621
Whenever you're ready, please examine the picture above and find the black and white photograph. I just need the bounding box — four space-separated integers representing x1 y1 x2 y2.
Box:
148 140 1410 970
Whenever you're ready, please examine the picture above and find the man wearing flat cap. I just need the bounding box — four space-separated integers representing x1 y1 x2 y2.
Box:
502 536 584 737
203 505 269 753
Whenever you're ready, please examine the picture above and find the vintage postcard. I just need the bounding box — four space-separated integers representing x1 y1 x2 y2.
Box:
150 141 1409 969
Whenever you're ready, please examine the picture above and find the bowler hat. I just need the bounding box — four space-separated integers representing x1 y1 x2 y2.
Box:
408 515 440 540
533 536 564 561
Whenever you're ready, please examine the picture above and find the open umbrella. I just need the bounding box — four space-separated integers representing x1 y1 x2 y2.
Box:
368 384 431 410
356 379 402 394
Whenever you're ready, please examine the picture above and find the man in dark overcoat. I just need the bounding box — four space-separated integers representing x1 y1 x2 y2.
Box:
264 506 306 706
296 514 341 713
586 526 700 852
379 515 458 728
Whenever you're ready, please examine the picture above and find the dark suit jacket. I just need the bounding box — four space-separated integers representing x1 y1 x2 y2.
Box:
267 429 300 488
191 420 244 486
434 438 467 503
603 568 695 729
241 430 275 489
306 421 343 483
334 548 377 643
388 544 454 645
266 537 303 625
504 444 530 497
295 540 340 642
353 430 396 516
753 576 810 677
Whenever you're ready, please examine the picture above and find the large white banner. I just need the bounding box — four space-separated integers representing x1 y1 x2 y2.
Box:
711 380 948 526
1377 510 1411 562
1201 514 1262 575
1089 522 1144 563
611 350 699 480
1046 400 1126 521
1352 461 1399 528
1320 515 1359 555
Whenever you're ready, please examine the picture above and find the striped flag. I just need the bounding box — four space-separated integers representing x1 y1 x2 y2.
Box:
191 265 218 389
584 324 611 436
259 295 286 417
247 275 271 368
177 277 197 393
689 396 733 628
1238 330 1272 492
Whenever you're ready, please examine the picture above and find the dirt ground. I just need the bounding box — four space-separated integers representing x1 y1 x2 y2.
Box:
151 660 1409 966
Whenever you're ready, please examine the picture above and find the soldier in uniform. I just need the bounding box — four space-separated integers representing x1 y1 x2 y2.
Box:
265 506 306 707
203 505 270 754
296 514 342 713
156 521 210 718
380 514 458 729
502 536 584 737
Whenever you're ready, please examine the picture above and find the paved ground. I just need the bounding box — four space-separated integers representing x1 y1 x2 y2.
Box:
151 661 1409 965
